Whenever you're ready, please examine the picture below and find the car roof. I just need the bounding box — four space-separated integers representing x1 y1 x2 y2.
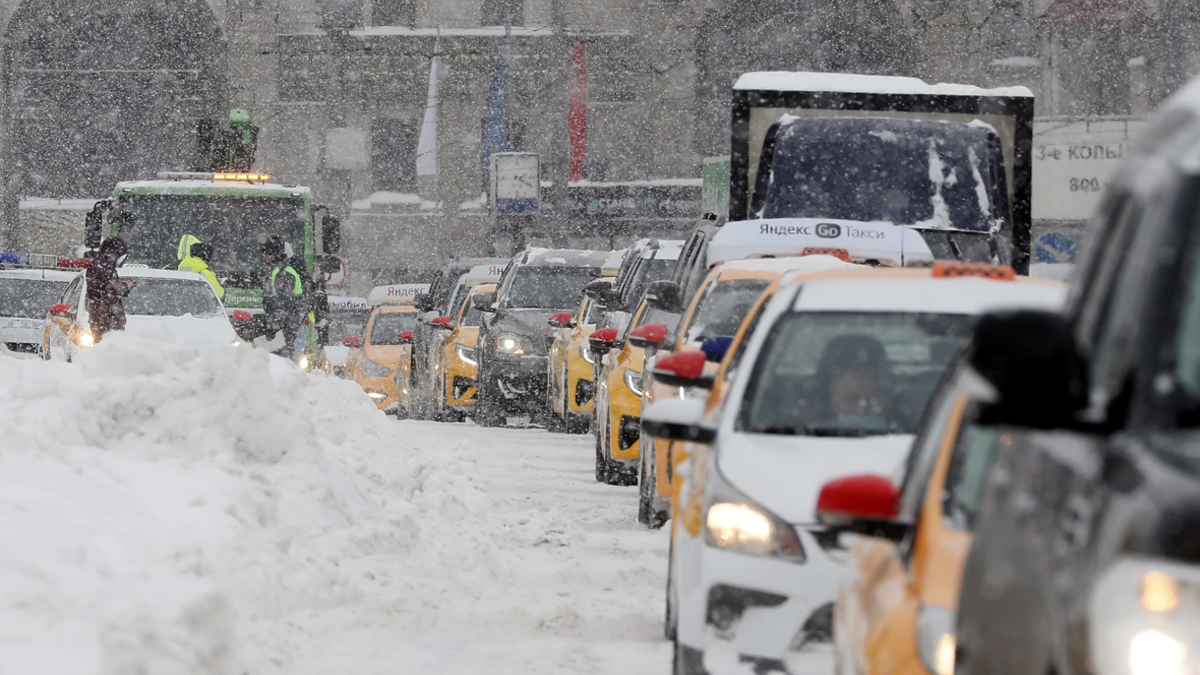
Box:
787 268 1065 314
521 248 612 268
111 267 210 282
375 305 419 315
0 268 80 281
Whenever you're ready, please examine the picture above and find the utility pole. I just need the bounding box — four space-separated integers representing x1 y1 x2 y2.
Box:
548 0 572 243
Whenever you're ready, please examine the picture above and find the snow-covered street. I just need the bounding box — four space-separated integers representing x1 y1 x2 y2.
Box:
0 336 670 674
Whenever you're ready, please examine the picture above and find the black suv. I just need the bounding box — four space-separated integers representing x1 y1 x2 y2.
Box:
952 91 1200 675
473 248 609 426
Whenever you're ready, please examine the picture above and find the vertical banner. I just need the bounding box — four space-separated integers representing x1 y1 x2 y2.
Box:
416 38 441 178
481 39 510 182
569 42 588 182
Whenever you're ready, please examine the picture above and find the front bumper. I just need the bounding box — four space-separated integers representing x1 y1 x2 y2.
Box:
483 354 549 406
679 528 848 674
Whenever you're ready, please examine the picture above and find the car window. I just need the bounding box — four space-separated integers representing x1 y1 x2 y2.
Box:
461 296 488 328
0 277 71 319
899 385 968 523
683 279 771 343
737 312 973 437
369 313 419 345
722 294 772 385
116 278 223 317
942 411 1004 532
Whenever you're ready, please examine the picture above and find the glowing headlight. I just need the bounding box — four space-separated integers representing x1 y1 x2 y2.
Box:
297 355 310 370
916 605 956 675
456 343 477 366
230 340 242 347
1090 558 1200 675
624 369 644 397
75 331 94 348
494 333 533 355
580 341 597 365
366 389 388 401
704 469 804 562
361 357 393 377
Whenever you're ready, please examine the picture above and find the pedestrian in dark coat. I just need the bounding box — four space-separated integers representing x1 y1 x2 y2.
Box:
86 237 131 341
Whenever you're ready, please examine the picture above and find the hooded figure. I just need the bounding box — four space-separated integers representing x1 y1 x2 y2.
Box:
86 237 131 341
178 241 224 298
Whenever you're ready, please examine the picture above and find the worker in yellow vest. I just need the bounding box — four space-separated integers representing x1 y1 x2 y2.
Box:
178 241 225 299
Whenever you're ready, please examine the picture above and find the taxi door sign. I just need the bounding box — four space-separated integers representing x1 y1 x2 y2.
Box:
706 218 935 268
368 283 432 307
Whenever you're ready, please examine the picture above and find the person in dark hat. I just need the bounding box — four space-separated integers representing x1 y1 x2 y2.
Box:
85 237 132 342
261 235 305 357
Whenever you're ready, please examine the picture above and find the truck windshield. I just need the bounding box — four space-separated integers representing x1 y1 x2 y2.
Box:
116 194 307 270
759 118 1003 231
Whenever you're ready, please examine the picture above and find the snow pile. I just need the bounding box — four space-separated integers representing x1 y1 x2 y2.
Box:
0 333 395 675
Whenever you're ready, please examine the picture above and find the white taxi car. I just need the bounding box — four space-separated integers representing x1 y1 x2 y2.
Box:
643 264 1065 675
0 255 84 355
43 267 236 361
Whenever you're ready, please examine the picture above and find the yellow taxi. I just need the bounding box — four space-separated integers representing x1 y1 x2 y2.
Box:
826 357 1007 675
547 283 609 434
428 283 496 421
343 283 427 415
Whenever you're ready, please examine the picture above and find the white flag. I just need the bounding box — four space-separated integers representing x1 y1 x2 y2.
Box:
416 39 441 178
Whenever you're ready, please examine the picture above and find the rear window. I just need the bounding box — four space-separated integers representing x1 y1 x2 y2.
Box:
0 277 71 318
118 278 223 318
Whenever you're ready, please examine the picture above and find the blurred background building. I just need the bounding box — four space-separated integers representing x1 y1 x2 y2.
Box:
0 0 1189 292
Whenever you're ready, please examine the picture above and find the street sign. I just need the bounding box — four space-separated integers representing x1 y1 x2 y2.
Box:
1032 117 1146 222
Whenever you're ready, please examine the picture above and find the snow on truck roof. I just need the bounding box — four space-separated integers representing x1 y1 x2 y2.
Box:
707 219 934 269
114 179 312 197
734 72 1033 98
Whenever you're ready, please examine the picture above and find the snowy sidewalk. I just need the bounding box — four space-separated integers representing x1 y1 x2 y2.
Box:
0 335 670 674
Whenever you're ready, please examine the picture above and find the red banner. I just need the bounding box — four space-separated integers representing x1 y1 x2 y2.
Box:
569 42 588 182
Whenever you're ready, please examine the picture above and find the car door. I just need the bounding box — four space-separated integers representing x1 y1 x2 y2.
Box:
48 277 82 358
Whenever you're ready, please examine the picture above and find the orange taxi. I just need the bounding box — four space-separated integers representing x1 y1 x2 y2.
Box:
428 283 496 421
344 283 427 415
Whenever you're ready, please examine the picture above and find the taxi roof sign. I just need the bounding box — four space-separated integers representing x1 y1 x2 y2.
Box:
706 219 934 269
464 263 505 285
368 283 431 307
328 295 370 311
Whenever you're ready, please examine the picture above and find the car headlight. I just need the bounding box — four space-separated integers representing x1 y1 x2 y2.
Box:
365 389 388 401
624 368 644 397
297 354 310 370
1090 557 1200 675
494 333 534 355
75 331 94 348
361 357 394 377
705 467 805 562
456 343 477 366
580 341 597 365
916 605 956 675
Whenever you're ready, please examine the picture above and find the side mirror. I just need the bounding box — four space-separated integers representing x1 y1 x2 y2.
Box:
413 292 434 312
549 311 576 329
429 315 454 329
232 309 254 322
598 288 623 309
815 474 908 541
342 336 361 347
588 327 621 355
652 351 714 389
701 336 734 363
645 280 683 313
472 292 497 313
49 303 72 318
583 278 614 302
396 330 414 344
628 323 668 350
969 310 1087 429
641 399 715 444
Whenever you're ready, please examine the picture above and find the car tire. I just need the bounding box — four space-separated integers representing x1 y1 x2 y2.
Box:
594 427 609 483
544 368 566 433
665 533 678 641
638 445 667 528
475 369 502 428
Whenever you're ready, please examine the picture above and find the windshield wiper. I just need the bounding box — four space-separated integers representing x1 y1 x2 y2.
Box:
753 425 873 438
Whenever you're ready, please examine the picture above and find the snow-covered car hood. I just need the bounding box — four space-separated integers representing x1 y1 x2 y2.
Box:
717 432 913 525
0 317 47 346
124 315 238 348
325 345 350 368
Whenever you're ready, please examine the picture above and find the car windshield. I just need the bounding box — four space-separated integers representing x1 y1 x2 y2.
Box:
115 278 224 317
369 312 419 345
117 194 306 270
506 266 601 309
0 277 71 318
738 312 972 437
328 313 368 345
684 279 771 343
759 117 1001 231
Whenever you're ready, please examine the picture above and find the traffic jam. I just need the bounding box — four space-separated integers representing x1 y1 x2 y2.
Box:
2 61 1199 675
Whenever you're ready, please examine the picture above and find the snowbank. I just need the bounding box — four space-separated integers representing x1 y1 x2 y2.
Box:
0 334 394 675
